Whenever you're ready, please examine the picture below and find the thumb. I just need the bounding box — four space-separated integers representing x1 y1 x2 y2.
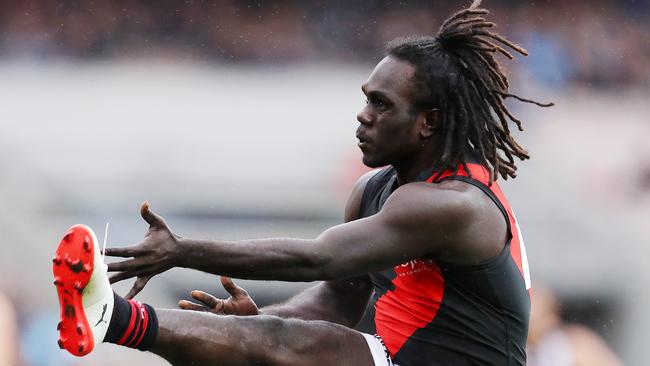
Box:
140 201 165 228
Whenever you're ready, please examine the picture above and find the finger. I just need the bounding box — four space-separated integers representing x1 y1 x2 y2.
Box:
220 276 247 297
178 300 210 312
190 290 221 308
125 275 152 300
107 257 150 272
140 201 166 228
109 271 139 284
104 246 145 258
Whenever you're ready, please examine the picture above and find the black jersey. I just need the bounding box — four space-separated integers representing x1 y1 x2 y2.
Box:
360 164 532 366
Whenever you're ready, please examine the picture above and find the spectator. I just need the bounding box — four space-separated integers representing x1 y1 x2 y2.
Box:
527 286 623 366
0 290 18 366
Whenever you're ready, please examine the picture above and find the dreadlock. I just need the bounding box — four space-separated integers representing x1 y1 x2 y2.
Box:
386 0 552 183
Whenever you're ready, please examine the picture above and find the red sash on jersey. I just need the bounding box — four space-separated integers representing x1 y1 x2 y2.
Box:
375 164 531 357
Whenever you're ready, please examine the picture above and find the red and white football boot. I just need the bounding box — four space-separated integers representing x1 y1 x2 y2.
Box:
53 224 114 356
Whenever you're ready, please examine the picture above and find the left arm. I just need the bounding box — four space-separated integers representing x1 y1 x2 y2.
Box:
107 185 471 295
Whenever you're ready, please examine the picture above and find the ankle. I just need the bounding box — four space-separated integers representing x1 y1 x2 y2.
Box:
104 294 158 351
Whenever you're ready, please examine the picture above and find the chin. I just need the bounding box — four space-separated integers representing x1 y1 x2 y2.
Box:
362 155 388 168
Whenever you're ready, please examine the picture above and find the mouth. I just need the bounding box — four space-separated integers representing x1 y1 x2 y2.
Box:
356 130 370 148
356 135 369 149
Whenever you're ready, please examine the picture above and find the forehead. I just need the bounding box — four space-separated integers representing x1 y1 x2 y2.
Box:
362 56 416 99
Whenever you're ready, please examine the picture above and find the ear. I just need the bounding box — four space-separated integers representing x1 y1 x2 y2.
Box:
419 108 441 139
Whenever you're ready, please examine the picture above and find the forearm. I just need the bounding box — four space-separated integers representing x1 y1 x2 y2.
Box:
259 284 335 321
178 237 331 282
259 278 373 327
177 213 410 283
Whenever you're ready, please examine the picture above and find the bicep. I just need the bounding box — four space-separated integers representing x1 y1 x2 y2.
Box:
314 183 469 278
314 214 420 278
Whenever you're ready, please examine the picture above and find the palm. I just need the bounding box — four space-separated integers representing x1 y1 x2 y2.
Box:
222 292 258 316
179 277 259 316
104 202 182 299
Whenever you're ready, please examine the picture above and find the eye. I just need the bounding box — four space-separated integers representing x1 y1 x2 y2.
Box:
374 99 389 112
367 97 389 111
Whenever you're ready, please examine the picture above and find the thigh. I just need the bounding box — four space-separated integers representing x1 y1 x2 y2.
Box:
154 309 376 366
262 317 376 366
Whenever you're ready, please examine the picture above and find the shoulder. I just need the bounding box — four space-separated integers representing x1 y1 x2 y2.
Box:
380 181 493 258
383 180 479 228
379 179 507 263
344 169 384 222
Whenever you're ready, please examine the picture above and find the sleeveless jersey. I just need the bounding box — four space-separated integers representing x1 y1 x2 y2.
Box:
360 164 532 366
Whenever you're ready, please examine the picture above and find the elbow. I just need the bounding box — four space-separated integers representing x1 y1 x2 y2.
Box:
316 262 338 281
298 251 337 282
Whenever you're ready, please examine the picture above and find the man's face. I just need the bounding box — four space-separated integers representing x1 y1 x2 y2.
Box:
356 56 423 168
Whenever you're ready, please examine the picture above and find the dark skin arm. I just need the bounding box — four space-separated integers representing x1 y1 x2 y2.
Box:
106 174 503 299
177 172 376 326
178 276 372 328
257 276 372 327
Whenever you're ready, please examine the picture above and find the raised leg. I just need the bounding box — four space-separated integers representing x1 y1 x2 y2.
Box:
151 309 375 366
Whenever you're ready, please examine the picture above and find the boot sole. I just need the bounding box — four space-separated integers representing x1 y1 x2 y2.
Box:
52 224 96 356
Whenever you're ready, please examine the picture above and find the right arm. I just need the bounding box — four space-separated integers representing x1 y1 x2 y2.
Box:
259 275 372 327
181 275 372 327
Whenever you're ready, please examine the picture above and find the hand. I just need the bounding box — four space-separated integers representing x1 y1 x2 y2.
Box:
178 276 259 316
105 202 182 299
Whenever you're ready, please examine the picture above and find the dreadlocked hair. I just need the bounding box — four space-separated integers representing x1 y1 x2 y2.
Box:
386 0 552 183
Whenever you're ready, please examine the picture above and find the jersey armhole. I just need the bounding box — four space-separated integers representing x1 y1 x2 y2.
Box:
359 167 394 214
435 176 512 243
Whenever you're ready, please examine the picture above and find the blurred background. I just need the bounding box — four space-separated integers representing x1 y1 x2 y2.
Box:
0 0 648 365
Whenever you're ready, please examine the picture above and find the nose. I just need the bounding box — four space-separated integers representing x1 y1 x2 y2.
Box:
357 106 373 126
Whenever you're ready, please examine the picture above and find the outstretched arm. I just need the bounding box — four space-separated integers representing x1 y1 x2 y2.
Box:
106 175 471 297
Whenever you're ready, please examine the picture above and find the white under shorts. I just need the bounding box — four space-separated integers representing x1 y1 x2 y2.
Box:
362 333 396 366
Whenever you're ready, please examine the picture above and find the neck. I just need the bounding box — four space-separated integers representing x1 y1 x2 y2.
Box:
392 144 478 185
393 144 441 186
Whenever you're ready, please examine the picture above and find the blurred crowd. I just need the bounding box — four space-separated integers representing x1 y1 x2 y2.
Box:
1 0 649 89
